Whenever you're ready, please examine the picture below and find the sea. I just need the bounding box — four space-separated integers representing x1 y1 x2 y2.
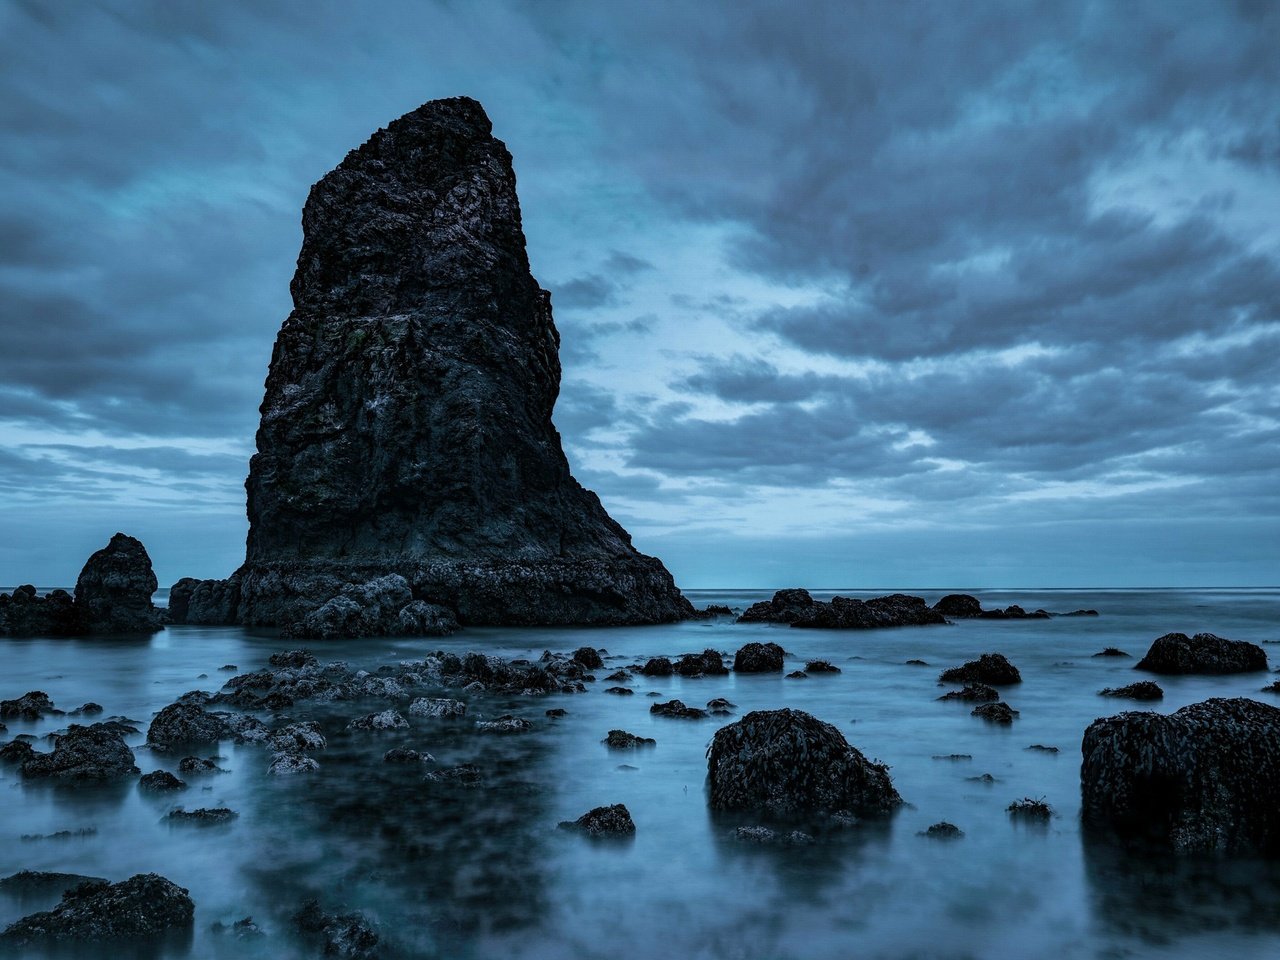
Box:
2 587 1279 959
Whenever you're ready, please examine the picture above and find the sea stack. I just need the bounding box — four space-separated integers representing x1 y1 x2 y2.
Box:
185 97 691 629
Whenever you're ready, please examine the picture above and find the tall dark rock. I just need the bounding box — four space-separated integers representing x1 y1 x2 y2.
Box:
222 97 689 628
73 533 163 633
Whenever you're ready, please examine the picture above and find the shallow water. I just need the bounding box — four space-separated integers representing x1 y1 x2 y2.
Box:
2 587 1280 959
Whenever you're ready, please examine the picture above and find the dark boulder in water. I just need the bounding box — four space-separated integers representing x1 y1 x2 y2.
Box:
559 803 636 838
139 770 187 792
1134 633 1267 675
650 700 708 720
73 533 163 633
603 730 655 749
166 807 237 826
938 682 999 702
0 691 57 720
804 659 841 674
675 649 728 677
0 739 36 765
979 604 1051 620
920 821 964 839
1099 681 1164 701
20 724 138 781
174 97 691 632
1092 647 1130 658
1008 798 1053 821
733 642 785 673
939 653 1022 685
146 703 229 752
741 589 946 630
1081 697 1280 855
0 587 82 636
640 657 674 677
293 898 380 960
0 873 193 946
971 702 1019 724
932 594 983 618
706 708 902 817
572 647 604 669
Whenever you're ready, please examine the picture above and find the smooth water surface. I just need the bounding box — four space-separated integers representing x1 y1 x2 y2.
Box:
2 587 1279 959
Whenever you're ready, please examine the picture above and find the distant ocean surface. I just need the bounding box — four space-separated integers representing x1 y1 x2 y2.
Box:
2 587 1279 959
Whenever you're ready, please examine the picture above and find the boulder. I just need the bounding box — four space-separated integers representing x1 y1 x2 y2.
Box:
268 753 321 775
1099 681 1164 701
382 748 433 764
740 589 946 629
932 594 983 618
649 700 707 719
640 657 674 677
572 647 604 669
0 874 193 946
266 722 326 753
408 698 466 719
1134 633 1267 675
675 649 728 677
0 739 37 765
166 807 237 826
733 642 785 673
0 871 108 899
177 757 223 775
347 710 409 732
138 770 187 792
603 730 655 749
558 803 636 838
706 708 902 816
475 715 532 733
938 653 1022 685
73 533 163 633
804 660 840 674
920 821 964 839
971 702 1018 724
0 691 57 720
146 703 229 752
293 899 379 960
1081 697 1280 854
938 682 999 702
20 724 139 781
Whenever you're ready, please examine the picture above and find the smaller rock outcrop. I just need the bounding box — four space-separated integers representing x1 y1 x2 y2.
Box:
0 691 58 720
1099 681 1163 701
1081 697 1280 855
938 654 1022 685
572 647 604 669
733 642 785 673
166 807 237 826
282 574 459 639
932 594 984 618
920 821 964 839
1134 633 1267 675
740 589 946 629
348 710 409 732
73 533 163 633
1008 798 1053 821
20 724 139 781
0 874 193 946
971 702 1018 724
147 703 229 752
408 698 466 719
138 770 187 792
604 729 655 749
640 657 674 677
650 699 707 719
558 803 635 838
938 683 998 702
675 649 728 677
707 708 902 816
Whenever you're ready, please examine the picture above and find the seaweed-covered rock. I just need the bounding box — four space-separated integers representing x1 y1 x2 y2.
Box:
650 700 707 720
603 730 655 749
347 710 409 732
1081 697 1280 854
21 724 139 781
640 657 674 677
0 873 193 945
938 682 999 702
675 649 728 677
558 803 635 838
733 642 785 673
268 649 318 669
1134 633 1267 675
138 770 187 792
971 702 1018 724
294 899 380 960
572 647 604 669
0 691 57 720
147 703 229 752
706 708 902 816
408 698 466 719
932 594 984 618
938 654 1022 686
1099 681 1164 701
73 533 163 633
1008 798 1053 821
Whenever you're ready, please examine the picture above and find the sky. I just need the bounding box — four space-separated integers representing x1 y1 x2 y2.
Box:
1 0 1278 589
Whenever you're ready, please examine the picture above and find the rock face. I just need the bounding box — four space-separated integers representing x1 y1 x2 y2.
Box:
707 708 902 817
1134 632 1267 675
0 874 193 946
739 589 946 629
74 533 163 633
175 97 690 632
1081 698 1280 855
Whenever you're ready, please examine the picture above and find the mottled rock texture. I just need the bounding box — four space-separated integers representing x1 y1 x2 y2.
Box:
20 724 139 781
0 873 193 945
707 708 902 817
558 803 636 838
1081 697 1280 855
1134 632 1267 675
175 97 690 632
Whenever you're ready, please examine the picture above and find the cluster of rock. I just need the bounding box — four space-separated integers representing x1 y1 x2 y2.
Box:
0 874 193 947
931 594 1096 619
0 533 162 636
170 97 693 634
738 589 945 629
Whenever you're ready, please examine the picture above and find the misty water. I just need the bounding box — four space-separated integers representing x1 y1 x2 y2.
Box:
2 587 1280 959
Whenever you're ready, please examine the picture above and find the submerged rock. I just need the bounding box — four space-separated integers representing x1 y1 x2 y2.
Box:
73 533 164 633
475 715 532 733
604 730 655 749
640 657 674 677
294 898 380 960
177 756 223 775
138 770 187 792
146 703 229 752
216 96 692 631
1099 681 1164 701
348 710 409 732
733 642 785 673
920 821 964 839
266 721 326 753
1008 798 1053 821
0 691 57 720
268 752 321 775
572 647 604 669
971 702 1019 724
21 724 138 781
938 682 999 702
707 708 902 816
382 747 433 764
1081 697 1280 855
1092 647 1130 658
424 763 483 785
734 826 815 845
1134 632 1267 675
166 807 238 826
804 660 841 674
559 803 636 838
0 873 193 945
938 654 1022 686
0 739 36 765
408 697 466 719
650 700 708 720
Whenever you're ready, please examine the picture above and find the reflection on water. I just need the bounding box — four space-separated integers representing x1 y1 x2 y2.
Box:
1 588 1279 958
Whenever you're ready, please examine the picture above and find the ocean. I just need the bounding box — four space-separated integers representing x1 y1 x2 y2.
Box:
2 587 1278 959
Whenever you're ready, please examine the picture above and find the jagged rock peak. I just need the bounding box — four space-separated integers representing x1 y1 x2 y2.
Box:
224 97 690 629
